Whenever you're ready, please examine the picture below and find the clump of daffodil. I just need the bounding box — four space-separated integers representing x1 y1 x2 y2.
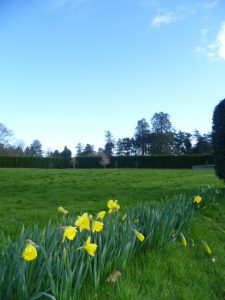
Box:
107 199 120 213
97 211 106 221
132 229 145 242
202 241 212 255
62 226 78 243
83 236 97 256
22 241 38 262
75 212 90 231
193 195 202 204
92 220 104 233
180 233 187 247
58 206 69 215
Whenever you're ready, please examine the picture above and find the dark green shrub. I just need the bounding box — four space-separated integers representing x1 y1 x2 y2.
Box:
212 98 225 181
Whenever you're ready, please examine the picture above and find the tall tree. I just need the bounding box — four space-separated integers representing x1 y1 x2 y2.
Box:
150 113 173 155
25 139 43 157
192 130 212 154
151 112 172 133
53 150 60 158
0 122 13 152
173 131 192 154
116 137 134 156
104 131 115 156
80 144 96 156
212 99 225 181
60 146 72 159
134 119 150 155
46 150 60 158
150 132 174 155
75 143 83 156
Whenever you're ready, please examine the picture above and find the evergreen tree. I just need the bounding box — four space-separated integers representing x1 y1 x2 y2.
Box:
46 150 60 158
212 99 225 181
53 150 60 158
116 137 134 156
150 113 174 155
151 112 172 133
193 130 212 154
80 144 96 156
134 119 150 155
60 146 72 159
25 140 43 157
104 131 115 156
173 131 192 154
75 143 83 156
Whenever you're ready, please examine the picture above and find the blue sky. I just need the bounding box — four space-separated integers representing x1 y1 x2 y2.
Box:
0 0 225 154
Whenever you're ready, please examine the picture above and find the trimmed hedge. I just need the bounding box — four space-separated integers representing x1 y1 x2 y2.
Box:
0 156 71 169
75 155 213 169
0 155 213 169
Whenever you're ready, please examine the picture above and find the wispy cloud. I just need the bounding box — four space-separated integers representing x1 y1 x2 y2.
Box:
147 0 219 31
203 0 218 10
195 21 225 61
150 12 178 28
52 0 87 9
149 3 198 30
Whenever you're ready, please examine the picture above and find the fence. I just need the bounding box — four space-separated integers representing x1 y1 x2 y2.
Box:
192 165 215 170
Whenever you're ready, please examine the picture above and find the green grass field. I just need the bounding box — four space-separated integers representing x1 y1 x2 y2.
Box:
0 168 224 299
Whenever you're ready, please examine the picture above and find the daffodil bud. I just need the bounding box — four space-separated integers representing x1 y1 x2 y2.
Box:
180 233 187 247
202 241 212 255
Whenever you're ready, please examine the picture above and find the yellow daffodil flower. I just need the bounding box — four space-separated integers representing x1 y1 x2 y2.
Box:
62 226 77 243
97 211 106 221
107 199 120 214
193 196 202 204
202 241 212 255
75 212 90 231
92 220 104 233
83 236 97 256
133 229 145 242
22 242 38 262
58 206 69 215
180 233 187 247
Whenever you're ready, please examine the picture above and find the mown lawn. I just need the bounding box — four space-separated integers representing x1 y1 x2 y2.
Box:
0 168 224 299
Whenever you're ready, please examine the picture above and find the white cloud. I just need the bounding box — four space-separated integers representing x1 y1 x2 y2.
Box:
196 21 225 61
217 22 225 59
151 12 178 28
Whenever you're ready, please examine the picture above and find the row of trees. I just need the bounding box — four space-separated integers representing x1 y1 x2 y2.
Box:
0 112 213 159
75 112 212 157
0 125 73 159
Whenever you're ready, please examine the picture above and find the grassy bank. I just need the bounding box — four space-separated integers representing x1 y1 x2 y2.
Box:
0 168 223 237
0 168 224 299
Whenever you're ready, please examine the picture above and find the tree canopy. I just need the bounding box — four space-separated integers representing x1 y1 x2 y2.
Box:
0 109 214 158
